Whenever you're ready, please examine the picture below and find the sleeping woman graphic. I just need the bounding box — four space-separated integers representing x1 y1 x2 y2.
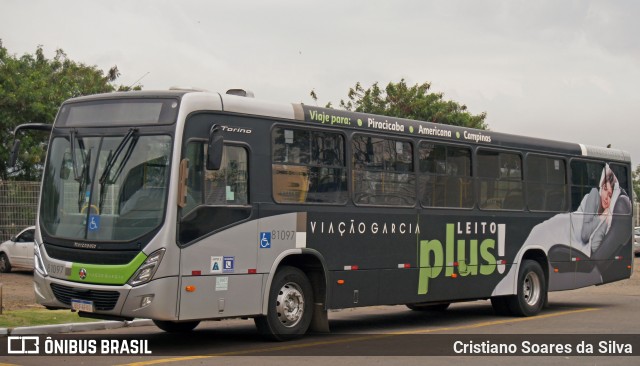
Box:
492 164 632 295
575 164 619 255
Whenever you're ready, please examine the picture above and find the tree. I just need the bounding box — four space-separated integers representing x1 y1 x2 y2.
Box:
0 40 140 181
313 79 487 129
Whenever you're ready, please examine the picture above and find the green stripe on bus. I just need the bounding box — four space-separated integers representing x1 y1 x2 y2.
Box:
69 252 147 285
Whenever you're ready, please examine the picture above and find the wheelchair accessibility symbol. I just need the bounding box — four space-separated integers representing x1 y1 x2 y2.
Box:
88 215 100 232
259 232 271 249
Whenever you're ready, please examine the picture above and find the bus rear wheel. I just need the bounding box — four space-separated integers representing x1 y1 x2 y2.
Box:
255 266 313 341
490 296 511 316
406 303 450 312
153 320 200 333
507 259 546 317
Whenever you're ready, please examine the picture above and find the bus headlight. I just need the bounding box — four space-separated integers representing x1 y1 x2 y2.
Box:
34 243 48 276
128 249 165 287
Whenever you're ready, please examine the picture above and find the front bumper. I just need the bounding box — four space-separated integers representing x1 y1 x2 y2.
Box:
34 271 180 320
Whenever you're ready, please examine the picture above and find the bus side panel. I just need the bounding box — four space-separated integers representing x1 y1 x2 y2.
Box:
256 212 303 273
592 208 634 285
178 219 259 319
308 211 530 305
599 257 633 284
326 265 518 309
377 269 421 305
178 274 264 320
306 211 420 272
328 270 379 309
377 266 515 305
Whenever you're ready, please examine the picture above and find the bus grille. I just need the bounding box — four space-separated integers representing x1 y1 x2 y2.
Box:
50 283 120 311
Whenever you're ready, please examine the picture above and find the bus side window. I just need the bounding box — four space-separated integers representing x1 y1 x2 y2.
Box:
352 135 415 207
183 143 249 211
477 150 523 210
203 145 249 206
526 155 567 212
570 160 604 211
179 143 251 244
418 142 473 208
272 127 347 204
609 164 630 195
603 163 630 215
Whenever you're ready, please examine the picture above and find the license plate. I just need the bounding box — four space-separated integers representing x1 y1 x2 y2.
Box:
71 299 94 312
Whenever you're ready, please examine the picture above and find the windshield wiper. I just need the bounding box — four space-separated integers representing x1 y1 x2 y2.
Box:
98 128 139 211
77 149 91 211
69 130 86 182
99 128 138 185
69 130 92 211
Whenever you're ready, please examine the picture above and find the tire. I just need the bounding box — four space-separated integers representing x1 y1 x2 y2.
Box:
255 266 313 341
507 259 546 317
490 296 512 316
153 319 200 333
0 253 12 273
406 303 450 312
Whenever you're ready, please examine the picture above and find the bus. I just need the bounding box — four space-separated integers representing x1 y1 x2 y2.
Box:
12 88 634 340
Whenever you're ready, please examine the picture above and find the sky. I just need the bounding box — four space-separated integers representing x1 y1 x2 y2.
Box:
1 0 639 166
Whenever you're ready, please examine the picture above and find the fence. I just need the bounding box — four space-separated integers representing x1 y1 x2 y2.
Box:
0 181 40 242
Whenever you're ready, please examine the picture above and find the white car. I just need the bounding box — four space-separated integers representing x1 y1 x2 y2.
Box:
634 227 640 256
0 226 35 272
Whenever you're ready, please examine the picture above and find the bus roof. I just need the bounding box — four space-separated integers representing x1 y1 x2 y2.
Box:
63 89 632 163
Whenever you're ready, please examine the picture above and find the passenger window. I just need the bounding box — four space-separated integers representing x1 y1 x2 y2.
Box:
352 135 415 206
610 164 629 194
526 155 567 212
570 160 604 211
271 127 347 204
609 164 631 214
477 150 523 210
419 142 473 208
570 161 630 214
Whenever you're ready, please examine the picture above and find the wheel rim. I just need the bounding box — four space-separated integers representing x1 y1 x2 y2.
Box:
275 282 305 328
523 271 541 306
0 256 6 271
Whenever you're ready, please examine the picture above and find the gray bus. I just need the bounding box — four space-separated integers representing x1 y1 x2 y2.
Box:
13 89 633 340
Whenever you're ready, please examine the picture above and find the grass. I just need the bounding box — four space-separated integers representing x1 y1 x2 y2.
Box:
0 308 99 328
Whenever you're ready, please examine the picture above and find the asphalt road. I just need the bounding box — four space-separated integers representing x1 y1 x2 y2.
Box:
2 257 639 366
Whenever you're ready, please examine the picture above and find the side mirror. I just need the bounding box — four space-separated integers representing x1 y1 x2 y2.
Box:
206 124 224 170
8 139 21 168
10 235 16 242
8 123 53 168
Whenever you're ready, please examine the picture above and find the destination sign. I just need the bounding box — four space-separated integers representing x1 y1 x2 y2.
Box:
299 105 492 144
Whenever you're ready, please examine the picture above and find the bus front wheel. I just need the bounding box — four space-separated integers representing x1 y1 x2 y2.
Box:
255 266 313 341
507 259 546 317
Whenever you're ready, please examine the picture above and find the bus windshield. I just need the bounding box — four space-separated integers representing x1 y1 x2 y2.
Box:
40 133 172 242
